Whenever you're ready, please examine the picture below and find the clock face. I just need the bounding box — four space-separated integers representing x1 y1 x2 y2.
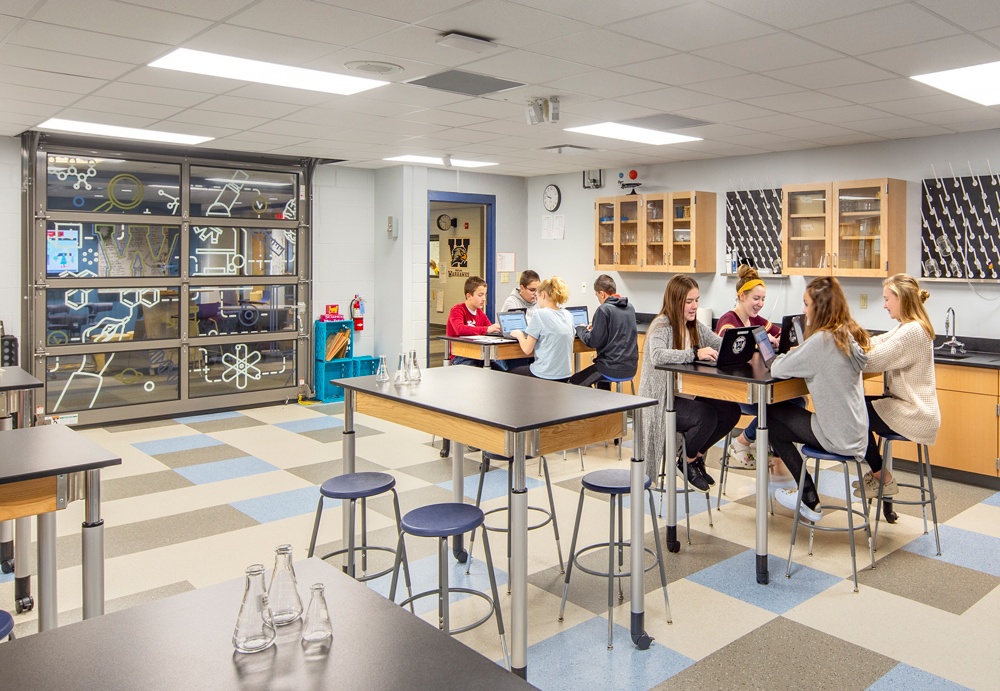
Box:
436 214 452 231
543 184 561 212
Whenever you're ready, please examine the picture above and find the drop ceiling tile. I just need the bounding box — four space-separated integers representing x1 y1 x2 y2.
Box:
326 96 424 118
674 123 755 139
463 50 589 85
981 26 1000 49
424 128 502 144
311 0 473 24
32 0 211 43
0 99 61 118
252 120 352 139
793 4 961 55
756 138 824 152
303 49 442 84
821 78 940 104
746 90 854 113
0 45 134 80
542 71 661 100
120 66 246 94
164 108 271 130
812 133 887 146
200 138 274 153
320 128 411 145
448 142 521 155
688 74 801 101
841 115 932 134
624 53 746 86
182 24 342 65
915 0 1000 32
860 34 1000 75
709 0 901 31
673 100 777 123
524 28 673 69
196 95 303 119
365 83 471 108
440 98 526 119
558 99 661 122
228 0 403 46
916 108 1000 126
609 1 775 51
731 113 821 132
120 0 256 21
10 22 169 64
0 84 81 107
72 96 187 120
149 121 239 139
779 123 858 139
225 84 335 106
692 32 841 72
0 65 107 94
881 124 952 138
282 107 384 130
462 119 542 137
1 0 46 17
0 113 39 130
797 104 892 124
352 25 489 69
50 109 158 129
618 87 727 112
416 0 590 49
400 109 488 127
947 118 1000 133
226 130 313 146
94 82 216 108
764 58 895 90
361 118 449 136
869 93 983 116
0 14 19 40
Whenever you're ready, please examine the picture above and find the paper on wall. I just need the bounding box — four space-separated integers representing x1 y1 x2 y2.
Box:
553 215 565 240
542 215 553 239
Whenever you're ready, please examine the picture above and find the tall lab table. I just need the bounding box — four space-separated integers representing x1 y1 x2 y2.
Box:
442 335 594 370
0 424 121 630
0 558 533 690
655 356 809 584
0 366 43 612
336 366 658 680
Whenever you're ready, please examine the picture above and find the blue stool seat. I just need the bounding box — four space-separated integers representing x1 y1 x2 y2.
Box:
879 432 909 442
600 375 633 384
320 471 395 500
800 445 852 462
582 469 651 494
0 610 13 640
402 503 485 538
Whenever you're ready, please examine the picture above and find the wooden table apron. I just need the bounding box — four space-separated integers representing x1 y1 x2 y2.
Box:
335 367 658 680
443 336 594 370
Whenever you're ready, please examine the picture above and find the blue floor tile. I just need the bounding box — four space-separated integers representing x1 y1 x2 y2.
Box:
275 417 345 434
439 468 542 502
174 411 244 424
981 491 1000 508
902 525 1000 577
687 549 842 614
525 616 694 691
0 571 12 585
174 456 277 485
133 434 224 456
868 663 972 690
230 486 325 523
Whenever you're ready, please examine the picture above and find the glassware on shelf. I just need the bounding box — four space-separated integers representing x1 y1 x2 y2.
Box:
407 349 421 382
267 544 303 626
374 355 389 383
301 583 333 644
233 564 276 653
393 353 409 385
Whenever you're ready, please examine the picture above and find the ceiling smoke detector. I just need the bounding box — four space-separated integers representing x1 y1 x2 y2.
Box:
345 61 403 75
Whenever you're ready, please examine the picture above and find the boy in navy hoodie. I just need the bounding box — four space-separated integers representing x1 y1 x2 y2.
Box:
569 274 638 389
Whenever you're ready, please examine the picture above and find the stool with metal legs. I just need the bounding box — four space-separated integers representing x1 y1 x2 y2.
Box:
558 469 671 650
307 471 411 599
716 414 757 508
872 433 940 555
598 375 635 460
785 446 874 592
0 609 14 641
655 436 713 544
389 503 509 669
467 451 564 585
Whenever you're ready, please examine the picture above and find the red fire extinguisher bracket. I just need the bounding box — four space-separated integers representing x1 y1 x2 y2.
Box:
350 294 365 331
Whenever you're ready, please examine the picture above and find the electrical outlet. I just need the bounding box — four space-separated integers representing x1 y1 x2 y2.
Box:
501 272 510 283
860 293 868 309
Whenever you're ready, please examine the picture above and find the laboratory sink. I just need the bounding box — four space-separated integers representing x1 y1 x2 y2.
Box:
934 352 970 361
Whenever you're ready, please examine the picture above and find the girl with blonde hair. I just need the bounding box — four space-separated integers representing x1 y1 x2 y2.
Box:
509 276 575 382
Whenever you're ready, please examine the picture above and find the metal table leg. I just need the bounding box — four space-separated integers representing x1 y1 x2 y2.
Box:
14 517 32 612
37 511 57 631
82 468 105 618
755 383 769 584
509 431 528 679
630 410 652 648
451 442 467 562
663 373 679 553
342 390 356 573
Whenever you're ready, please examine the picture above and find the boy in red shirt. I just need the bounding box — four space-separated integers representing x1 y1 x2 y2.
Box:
446 276 500 366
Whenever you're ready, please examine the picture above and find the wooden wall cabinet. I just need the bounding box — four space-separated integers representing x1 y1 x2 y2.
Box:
781 178 905 278
595 196 641 271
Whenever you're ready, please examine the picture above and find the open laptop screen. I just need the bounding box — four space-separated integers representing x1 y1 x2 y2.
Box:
565 305 589 328
753 326 776 368
497 311 528 335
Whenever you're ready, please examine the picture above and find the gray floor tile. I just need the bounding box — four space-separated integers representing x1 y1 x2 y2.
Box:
104 418 181 433
185 416 266 434
102 469 194 501
152 443 249 468
285 456 388 485
300 423 381 444
401 457 483 485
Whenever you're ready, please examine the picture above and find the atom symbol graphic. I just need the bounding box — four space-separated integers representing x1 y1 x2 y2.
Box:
221 343 262 390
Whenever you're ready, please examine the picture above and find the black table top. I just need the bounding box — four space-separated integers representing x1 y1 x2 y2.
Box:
0 365 43 392
0 425 121 484
336 366 657 433
655 354 790 384
0 558 535 691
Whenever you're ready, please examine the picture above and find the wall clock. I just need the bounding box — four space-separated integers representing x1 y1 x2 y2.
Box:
543 184 561 212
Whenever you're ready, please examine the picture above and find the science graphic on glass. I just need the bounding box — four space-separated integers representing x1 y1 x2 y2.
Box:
921 164 1000 280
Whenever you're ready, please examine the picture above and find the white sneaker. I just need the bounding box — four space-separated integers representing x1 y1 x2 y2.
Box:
768 477 797 498
727 439 756 469
773 488 823 522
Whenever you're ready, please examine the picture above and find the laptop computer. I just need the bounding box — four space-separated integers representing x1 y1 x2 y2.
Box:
753 325 778 369
565 305 589 336
777 314 805 354
696 325 755 367
496 310 528 338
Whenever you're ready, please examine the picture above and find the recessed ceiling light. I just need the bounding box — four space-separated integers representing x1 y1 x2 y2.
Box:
564 122 702 146
435 32 497 53
37 118 213 145
150 48 388 96
344 60 403 75
911 60 1000 106
383 155 497 168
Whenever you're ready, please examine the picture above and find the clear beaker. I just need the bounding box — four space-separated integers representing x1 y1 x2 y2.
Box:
301 583 333 644
407 349 421 382
393 353 409 385
375 354 390 383
233 564 276 653
267 544 303 626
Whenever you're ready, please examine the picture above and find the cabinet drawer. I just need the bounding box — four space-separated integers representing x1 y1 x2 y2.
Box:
935 363 998 395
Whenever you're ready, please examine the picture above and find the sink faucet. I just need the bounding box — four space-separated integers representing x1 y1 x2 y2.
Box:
937 307 965 354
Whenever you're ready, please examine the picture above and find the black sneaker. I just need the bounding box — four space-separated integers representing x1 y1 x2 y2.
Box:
693 458 716 487
677 459 710 493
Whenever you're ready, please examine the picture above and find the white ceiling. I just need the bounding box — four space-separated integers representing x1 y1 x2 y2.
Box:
2 0 1000 176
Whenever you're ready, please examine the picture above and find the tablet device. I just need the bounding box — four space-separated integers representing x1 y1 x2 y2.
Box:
753 325 777 369
496 310 528 338
566 305 589 329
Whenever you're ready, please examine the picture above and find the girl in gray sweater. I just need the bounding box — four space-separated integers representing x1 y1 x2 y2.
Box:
638 275 742 493
769 277 870 522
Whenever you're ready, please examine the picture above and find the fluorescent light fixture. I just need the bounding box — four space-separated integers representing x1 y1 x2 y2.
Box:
565 122 702 146
150 48 388 96
383 155 497 168
38 118 213 145
911 60 1000 105
435 32 497 53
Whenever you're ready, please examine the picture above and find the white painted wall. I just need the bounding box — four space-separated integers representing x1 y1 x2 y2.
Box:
0 137 22 347
525 130 1000 339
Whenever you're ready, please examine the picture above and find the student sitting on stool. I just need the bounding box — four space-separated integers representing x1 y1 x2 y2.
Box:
508 276 574 382
569 274 638 390
496 269 540 371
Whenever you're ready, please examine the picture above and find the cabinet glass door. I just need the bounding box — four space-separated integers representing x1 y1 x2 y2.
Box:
644 195 665 269
596 199 616 267
835 185 882 274
618 197 640 268
785 187 829 273
667 194 693 268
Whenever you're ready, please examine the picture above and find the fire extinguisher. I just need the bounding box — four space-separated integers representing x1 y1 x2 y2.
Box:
350 294 365 331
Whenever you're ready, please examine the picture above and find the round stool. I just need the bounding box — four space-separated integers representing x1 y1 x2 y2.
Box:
874 433 941 555
559 469 671 649
0 609 14 641
389 503 509 669
467 451 564 581
307 472 408 589
786 446 874 592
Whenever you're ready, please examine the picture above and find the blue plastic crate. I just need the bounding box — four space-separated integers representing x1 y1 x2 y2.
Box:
354 355 378 377
314 357 355 403
315 320 353 362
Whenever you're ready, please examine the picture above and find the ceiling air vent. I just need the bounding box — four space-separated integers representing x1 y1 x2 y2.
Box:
406 70 523 96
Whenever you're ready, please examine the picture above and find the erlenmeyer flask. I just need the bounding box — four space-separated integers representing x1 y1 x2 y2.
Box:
407 349 421 382
374 355 390 383
267 544 303 626
393 353 409 385
233 564 276 653
301 583 333 644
